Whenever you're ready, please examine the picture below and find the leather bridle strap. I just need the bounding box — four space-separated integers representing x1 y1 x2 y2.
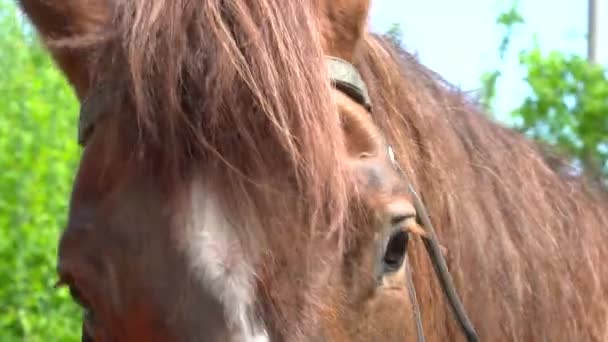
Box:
388 148 480 342
404 257 426 342
326 56 479 342
77 57 370 147
402 169 480 342
326 56 372 112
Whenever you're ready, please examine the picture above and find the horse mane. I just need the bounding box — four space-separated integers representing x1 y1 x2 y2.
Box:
356 35 608 340
66 0 357 238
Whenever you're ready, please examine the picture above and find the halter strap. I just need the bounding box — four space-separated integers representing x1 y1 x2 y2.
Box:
326 56 372 112
78 57 371 146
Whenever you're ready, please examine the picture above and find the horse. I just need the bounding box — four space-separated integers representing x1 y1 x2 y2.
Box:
17 0 608 341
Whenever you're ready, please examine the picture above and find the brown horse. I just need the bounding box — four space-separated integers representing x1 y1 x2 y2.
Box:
17 0 608 341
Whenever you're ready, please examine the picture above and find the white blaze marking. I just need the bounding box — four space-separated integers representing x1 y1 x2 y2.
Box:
182 179 269 341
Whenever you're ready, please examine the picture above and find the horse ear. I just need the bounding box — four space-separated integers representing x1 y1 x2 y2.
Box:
17 0 111 100
318 0 371 61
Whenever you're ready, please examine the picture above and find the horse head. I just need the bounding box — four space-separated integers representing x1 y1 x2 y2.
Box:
19 0 432 340
18 0 608 341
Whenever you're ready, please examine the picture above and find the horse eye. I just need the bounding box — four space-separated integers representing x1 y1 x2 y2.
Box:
383 230 409 273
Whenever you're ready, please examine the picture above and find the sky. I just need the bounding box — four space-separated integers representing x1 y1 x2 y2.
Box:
368 0 608 119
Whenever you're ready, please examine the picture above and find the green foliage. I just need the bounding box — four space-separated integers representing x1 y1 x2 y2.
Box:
479 2 525 110
480 2 608 181
516 48 608 177
0 1 81 340
384 23 404 47
496 5 525 59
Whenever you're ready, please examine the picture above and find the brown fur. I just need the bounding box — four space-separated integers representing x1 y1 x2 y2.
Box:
18 0 608 341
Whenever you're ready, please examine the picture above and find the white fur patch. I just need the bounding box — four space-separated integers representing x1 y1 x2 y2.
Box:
181 179 269 341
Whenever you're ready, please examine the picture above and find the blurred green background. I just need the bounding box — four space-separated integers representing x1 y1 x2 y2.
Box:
0 1 81 340
1 0 606 340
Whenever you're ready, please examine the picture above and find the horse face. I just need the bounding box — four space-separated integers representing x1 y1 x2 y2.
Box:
55 90 421 342
316 90 423 341
57 135 240 341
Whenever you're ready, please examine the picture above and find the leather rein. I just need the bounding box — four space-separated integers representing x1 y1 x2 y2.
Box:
77 56 479 342
327 57 480 342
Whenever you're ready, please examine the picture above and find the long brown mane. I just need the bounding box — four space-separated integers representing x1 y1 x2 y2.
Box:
356 35 608 340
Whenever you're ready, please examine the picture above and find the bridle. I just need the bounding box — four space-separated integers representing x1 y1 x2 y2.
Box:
327 57 480 342
76 55 479 342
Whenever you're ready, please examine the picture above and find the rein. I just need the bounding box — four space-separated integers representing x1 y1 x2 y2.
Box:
328 57 480 342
